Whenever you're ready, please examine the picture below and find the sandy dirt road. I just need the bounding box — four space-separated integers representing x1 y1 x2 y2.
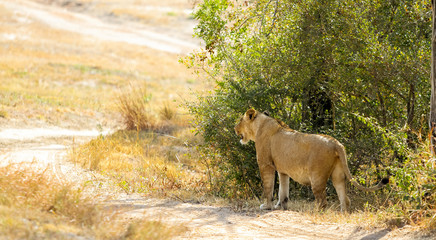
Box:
1 0 198 54
0 0 434 239
111 198 389 240
105 195 434 240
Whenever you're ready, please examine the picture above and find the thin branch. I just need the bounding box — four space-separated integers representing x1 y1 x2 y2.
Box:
265 0 279 37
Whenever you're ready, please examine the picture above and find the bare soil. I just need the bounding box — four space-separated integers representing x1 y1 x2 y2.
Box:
0 0 434 239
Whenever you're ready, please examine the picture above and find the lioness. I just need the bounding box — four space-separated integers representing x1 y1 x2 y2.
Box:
234 108 388 212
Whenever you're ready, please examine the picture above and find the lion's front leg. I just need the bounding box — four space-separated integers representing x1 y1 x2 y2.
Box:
259 164 275 210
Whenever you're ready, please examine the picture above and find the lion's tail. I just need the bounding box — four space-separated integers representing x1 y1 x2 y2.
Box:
336 144 389 192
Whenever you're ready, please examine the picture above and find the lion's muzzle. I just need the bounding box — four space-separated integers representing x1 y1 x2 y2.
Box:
238 133 248 145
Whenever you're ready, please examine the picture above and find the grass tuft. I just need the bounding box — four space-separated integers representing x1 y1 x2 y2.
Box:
117 84 155 131
159 101 177 121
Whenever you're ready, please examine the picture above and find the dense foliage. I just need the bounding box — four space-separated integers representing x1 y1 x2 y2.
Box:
185 0 434 215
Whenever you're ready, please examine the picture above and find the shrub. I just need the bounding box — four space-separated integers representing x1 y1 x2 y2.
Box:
185 0 431 207
388 146 436 228
188 95 261 199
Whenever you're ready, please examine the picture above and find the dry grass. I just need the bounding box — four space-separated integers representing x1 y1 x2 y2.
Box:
117 84 155 131
283 200 391 229
70 130 207 199
160 101 178 121
0 163 186 239
0 164 98 238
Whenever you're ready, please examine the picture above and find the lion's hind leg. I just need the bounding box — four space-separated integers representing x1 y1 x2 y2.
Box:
274 172 289 210
311 181 328 211
310 171 328 210
331 164 350 213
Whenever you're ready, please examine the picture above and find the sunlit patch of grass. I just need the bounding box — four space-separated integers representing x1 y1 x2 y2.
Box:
70 130 207 199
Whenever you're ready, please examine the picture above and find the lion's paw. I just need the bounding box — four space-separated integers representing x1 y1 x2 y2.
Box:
274 203 282 210
274 202 288 210
260 203 272 210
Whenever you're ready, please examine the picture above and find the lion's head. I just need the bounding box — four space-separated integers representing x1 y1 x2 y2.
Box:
234 109 258 145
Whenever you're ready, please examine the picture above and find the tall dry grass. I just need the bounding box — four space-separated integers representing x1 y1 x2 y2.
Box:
0 164 100 238
116 84 155 131
0 163 186 239
116 84 189 133
160 101 178 121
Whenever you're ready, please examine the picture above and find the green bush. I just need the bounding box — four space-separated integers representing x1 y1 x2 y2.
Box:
186 0 432 204
188 94 261 198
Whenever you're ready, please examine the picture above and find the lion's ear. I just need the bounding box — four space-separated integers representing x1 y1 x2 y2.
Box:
246 108 257 120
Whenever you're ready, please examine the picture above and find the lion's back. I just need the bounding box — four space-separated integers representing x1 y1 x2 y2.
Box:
270 130 339 175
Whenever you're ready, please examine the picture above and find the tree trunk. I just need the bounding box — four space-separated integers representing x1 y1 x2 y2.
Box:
430 0 436 154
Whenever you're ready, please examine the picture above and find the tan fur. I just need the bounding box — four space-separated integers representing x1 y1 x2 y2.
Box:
234 109 388 212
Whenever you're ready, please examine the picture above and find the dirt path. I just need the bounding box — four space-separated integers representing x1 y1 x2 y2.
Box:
111 198 368 240
106 196 430 240
0 1 433 239
1 0 198 54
